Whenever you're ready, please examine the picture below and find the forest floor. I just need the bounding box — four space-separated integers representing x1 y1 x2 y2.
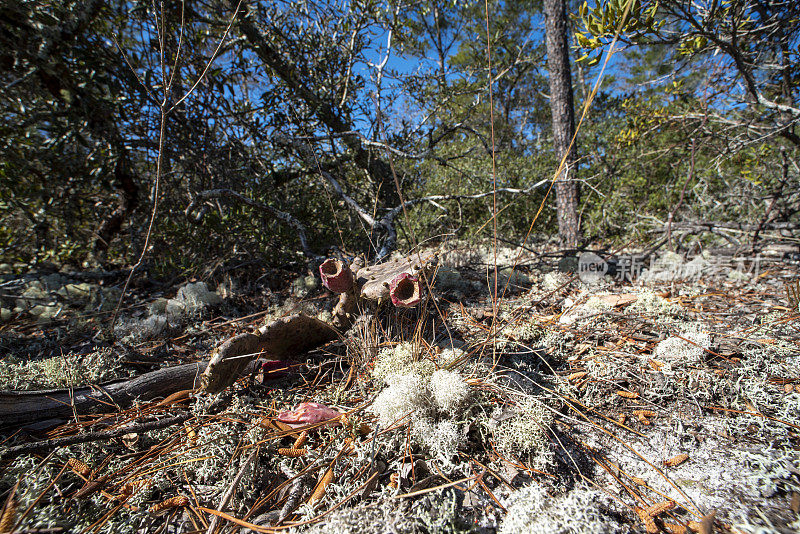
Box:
1 242 799 534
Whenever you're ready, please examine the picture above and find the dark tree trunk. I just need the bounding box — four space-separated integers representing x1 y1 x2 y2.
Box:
94 151 140 254
544 0 580 248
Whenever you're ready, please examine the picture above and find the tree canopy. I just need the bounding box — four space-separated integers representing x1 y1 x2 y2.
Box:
0 0 797 273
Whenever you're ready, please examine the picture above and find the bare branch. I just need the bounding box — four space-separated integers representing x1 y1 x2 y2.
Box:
186 188 320 260
382 179 551 222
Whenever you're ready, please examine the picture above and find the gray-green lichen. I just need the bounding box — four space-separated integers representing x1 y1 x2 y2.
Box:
0 347 127 390
369 343 474 462
491 398 554 471
372 342 436 383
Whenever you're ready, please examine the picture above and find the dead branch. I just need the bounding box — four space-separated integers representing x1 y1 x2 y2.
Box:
0 413 192 461
185 188 320 260
658 220 800 232
235 10 395 191
0 395 233 461
205 448 259 534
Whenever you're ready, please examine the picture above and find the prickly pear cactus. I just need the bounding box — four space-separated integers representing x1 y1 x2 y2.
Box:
202 314 337 393
355 252 436 303
202 252 437 393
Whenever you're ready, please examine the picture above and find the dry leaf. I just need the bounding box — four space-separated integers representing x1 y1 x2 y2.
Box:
597 293 638 307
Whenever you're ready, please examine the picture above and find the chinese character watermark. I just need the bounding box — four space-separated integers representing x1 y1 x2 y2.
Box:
575 252 764 284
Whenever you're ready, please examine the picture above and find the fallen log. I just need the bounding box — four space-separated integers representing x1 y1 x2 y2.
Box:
0 361 208 426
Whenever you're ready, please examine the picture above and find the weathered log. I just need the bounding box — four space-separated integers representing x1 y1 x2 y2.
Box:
0 361 208 426
1 314 340 424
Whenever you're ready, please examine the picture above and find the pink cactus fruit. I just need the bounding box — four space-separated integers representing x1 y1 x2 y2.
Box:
276 401 342 428
319 259 353 294
389 272 422 307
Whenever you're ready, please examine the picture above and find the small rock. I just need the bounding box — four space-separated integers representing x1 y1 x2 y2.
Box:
176 282 221 310
30 304 61 322
165 299 186 317
558 255 578 273
39 272 66 290
149 298 169 315
57 282 93 304
24 280 45 293
727 269 750 282
16 285 50 311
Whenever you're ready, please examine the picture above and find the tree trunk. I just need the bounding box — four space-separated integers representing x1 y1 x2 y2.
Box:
94 151 140 255
544 0 580 248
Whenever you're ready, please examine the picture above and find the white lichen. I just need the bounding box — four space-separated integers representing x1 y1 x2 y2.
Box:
500 483 625 534
412 419 465 463
435 346 466 367
585 351 627 380
653 330 711 365
542 272 569 291
297 497 415 534
559 293 614 325
430 369 471 413
369 372 431 427
494 398 554 470
372 342 435 383
627 288 681 316
291 274 319 297
370 362 473 460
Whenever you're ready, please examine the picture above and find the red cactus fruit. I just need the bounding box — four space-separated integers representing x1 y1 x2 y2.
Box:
319 258 353 293
389 272 421 307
